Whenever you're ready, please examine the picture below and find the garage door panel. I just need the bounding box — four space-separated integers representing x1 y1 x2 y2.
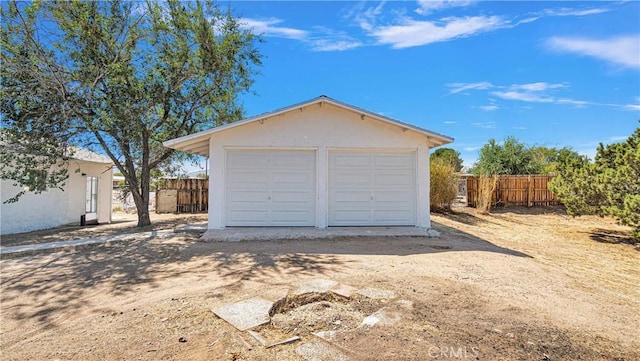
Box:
228 191 270 203
227 172 270 190
332 154 371 168
271 211 315 224
272 171 314 188
333 172 371 186
272 154 315 168
227 153 270 168
374 190 413 202
373 154 414 168
332 211 372 223
374 210 415 223
373 172 414 186
226 150 316 226
227 210 269 223
331 190 370 204
271 191 315 203
329 151 416 226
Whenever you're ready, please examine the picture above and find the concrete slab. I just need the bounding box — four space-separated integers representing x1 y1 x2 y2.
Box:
211 298 273 331
330 284 358 299
296 341 350 361
247 330 300 348
312 330 339 342
174 222 207 232
356 288 396 299
294 278 339 295
0 230 176 257
360 308 401 327
201 226 438 242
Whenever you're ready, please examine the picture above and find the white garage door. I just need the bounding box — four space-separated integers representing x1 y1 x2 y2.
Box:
226 150 316 226
329 152 416 226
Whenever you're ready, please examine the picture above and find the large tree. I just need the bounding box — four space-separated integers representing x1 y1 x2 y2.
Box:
471 136 542 175
430 147 463 172
1 0 262 226
471 136 582 176
549 126 640 240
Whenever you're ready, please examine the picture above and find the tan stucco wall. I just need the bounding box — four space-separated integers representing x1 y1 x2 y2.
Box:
206 102 432 229
1 160 113 235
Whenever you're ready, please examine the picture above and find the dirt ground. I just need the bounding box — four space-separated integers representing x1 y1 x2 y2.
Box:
1 207 639 360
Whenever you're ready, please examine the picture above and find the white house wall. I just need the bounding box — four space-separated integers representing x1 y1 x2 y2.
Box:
0 160 112 235
207 102 431 229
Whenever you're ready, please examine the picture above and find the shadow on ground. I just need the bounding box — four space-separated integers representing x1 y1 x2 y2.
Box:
1 220 529 330
589 228 639 248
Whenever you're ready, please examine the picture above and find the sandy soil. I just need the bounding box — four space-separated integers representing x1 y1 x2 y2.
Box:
1 207 638 360
0 212 208 247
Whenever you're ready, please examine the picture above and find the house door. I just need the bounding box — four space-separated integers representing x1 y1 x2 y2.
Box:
85 176 98 224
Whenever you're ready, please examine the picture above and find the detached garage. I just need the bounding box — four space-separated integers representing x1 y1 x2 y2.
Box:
163 95 453 230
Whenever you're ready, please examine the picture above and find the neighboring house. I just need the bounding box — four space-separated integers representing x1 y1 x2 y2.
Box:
1 148 113 235
163 95 454 229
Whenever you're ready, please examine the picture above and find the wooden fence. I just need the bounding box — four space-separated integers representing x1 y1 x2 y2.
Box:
156 178 208 213
464 175 559 208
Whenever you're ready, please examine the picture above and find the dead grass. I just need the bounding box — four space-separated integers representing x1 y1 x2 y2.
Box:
1 207 639 360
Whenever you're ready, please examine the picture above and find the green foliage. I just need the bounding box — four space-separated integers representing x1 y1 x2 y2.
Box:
430 157 458 211
472 136 542 175
549 126 640 240
530 146 586 175
1 0 262 225
472 136 583 176
431 148 463 172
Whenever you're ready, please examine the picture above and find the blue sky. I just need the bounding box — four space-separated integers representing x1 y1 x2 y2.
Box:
219 0 639 169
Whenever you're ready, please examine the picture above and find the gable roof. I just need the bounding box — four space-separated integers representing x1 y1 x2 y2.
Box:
163 95 454 157
69 147 113 164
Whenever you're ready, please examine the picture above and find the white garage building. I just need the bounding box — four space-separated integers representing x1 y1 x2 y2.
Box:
163 96 453 230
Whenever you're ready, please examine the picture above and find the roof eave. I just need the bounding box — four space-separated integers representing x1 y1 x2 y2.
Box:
162 95 455 156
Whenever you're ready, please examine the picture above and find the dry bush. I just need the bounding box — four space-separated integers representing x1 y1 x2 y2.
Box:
430 157 458 212
477 175 498 214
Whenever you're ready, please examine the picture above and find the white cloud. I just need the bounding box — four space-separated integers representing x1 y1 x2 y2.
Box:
514 126 527 130
443 120 457 124
543 7 609 17
447 81 598 108
371 16 505 48
546 35 640 69
515 6 609 26
608 135 629 142
625 104 640 111
240 18 362 52
309 39 362 52
240 18 308 40
353 1 386 32
446 81 493 95
415 0 475 15
511 82 567 92
471 122 497 129
491 91 554 103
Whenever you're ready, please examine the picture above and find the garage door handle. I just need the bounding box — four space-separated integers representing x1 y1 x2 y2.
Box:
370 196 374 200
268 196 271 200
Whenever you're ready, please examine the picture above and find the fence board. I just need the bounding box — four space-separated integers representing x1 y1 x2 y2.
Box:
156 178 208 213
464 175 559 208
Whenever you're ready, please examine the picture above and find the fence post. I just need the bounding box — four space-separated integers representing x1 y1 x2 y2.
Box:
527 175 533 208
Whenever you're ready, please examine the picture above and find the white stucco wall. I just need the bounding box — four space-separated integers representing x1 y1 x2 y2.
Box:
0 160 112 235
205 102 433 229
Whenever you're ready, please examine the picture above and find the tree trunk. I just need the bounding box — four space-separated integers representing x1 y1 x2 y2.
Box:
130 185 152 227
125 157 152 227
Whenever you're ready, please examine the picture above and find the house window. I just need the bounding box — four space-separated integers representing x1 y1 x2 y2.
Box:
85 176 98 213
